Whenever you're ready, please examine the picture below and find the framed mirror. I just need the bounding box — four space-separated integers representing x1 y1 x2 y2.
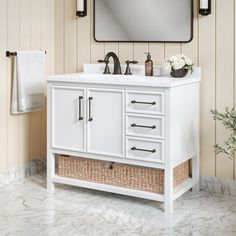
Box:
94 0 193 43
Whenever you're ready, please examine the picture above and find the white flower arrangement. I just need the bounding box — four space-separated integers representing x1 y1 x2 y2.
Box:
163 54 193 74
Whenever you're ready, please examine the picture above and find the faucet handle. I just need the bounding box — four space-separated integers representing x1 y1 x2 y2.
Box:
124 60 138 75
97 59 111 74
125 60 138 65
98 59 108 63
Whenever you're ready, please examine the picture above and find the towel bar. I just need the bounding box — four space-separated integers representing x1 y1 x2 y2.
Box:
6 51 47 57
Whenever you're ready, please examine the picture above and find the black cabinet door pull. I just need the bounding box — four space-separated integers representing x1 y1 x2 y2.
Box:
131 123 156 129
88 97 93 122
131 147 156 153
78 96 83 121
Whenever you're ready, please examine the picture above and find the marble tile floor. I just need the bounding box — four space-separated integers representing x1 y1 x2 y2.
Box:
0 174 236 236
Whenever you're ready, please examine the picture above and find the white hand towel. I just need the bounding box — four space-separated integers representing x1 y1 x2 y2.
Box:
11 51 46 114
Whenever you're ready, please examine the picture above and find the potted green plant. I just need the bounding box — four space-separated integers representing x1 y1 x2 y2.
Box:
211 107 236 159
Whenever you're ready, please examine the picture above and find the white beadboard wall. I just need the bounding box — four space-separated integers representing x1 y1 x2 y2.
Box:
0 0 54 171
54 0 236 179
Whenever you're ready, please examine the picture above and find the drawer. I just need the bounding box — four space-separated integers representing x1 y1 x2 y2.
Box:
126 137 164 163
126 91 164 115
126 114 164 139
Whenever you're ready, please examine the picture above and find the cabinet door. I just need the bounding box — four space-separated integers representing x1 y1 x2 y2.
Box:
87 89 124 157
51 86 86 152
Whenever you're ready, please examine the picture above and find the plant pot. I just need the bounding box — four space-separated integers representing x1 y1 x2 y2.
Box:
170 69 188 78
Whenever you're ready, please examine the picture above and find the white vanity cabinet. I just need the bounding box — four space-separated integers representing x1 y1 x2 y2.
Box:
47 67 201 214
51 87 124 157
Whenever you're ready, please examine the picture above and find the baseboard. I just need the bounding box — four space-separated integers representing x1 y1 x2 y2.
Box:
201 176 236 196
0 159 46 186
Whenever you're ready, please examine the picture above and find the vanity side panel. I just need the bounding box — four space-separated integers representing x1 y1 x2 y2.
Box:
170 83 200 167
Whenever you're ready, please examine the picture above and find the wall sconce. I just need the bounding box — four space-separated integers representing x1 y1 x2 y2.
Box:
199 0 211 16
76 0 87 17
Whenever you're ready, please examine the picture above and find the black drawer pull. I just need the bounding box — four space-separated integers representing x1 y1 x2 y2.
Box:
78 96 83 121
131 146 156 153
131 100 156 105
88 97 93 122
131 123 156 129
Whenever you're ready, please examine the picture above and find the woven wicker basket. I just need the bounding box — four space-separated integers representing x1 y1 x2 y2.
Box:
57 156 189 194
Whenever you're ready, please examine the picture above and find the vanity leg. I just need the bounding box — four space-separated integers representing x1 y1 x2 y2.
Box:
165 196 174 214
164 165 174 214
192 87 200 193
47 180 55 193
192 184 200 193
47 152 55 193
192 155 200 193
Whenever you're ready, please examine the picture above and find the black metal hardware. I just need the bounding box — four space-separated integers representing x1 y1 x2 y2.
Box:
6 51 47 57
107 162 115 170
124 60 138 75
131 100 156 106
131 147 156 153
6 51 17 57
78 96 83 121
88 97 93 122
199 0 211 16
98 59 111 74
76 0 87 17
131 123 156 129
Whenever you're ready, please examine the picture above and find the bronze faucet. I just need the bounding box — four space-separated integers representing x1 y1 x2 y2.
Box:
98 52 122 75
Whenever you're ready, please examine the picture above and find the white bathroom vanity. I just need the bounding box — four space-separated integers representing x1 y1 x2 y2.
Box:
47 65 201 213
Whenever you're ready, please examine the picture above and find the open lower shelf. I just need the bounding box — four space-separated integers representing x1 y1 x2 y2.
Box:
52 175 195 203
52 175 165 202
174 178 195 200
